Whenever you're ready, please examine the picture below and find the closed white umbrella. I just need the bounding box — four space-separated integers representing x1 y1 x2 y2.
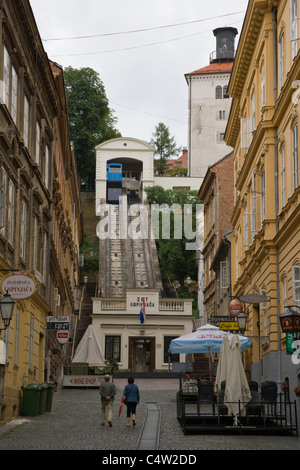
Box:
215 335 230 393
224 335 252 425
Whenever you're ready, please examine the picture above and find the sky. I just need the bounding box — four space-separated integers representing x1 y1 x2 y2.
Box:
29 0 249 151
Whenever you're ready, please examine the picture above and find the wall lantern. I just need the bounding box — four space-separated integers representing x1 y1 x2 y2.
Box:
0 291 15 331
237 311 248 334
279 306 300 334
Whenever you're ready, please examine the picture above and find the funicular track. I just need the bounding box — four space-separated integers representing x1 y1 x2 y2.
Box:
99 195 160 297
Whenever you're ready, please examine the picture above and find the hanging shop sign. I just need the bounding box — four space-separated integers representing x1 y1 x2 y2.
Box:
228 298 244 316
0 271 40 299
47 316 69 330
239 293 268 304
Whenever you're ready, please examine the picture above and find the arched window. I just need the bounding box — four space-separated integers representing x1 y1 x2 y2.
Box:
223 86 229 98
216 86 222 99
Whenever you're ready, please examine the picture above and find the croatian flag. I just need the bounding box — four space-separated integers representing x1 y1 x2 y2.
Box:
140 298 146 323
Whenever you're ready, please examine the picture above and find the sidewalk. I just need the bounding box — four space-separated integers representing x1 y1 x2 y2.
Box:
0 378 300 451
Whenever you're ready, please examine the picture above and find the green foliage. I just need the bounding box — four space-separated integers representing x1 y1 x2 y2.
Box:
149 122 181 176
64 66 121 183
145 186 201 288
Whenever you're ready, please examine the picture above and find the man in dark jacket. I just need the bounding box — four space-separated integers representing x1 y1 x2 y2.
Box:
99 374 116 426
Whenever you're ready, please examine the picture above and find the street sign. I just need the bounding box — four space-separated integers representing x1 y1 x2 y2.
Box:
47 316 69 330
57 330 69 344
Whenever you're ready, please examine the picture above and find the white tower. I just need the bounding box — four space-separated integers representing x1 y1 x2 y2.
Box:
185 27 238 177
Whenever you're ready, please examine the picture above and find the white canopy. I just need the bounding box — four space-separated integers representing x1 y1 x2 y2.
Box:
72 324 105 366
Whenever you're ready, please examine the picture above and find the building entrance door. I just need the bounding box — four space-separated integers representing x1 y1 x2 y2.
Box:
129 337 155 373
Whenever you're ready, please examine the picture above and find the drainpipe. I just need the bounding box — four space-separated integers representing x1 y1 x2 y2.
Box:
273 5 282 385
188 74 192 177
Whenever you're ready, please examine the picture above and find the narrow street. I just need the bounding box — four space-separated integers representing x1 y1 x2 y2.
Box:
0 379 299 453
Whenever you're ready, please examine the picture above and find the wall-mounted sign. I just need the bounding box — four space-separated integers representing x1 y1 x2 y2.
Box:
0 271 40 299
219 321 248 331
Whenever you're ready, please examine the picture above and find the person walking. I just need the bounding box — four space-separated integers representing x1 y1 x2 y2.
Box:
123 376 140 427
99 374 116 426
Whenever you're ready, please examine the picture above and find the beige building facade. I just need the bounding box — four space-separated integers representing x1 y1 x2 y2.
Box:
226 0 300 397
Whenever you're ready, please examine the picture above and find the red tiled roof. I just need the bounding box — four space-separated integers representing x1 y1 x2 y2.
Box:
188 61 233 75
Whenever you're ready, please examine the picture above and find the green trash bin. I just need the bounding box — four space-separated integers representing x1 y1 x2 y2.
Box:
45 382 55 412
38 383 49 414
21 384 42 417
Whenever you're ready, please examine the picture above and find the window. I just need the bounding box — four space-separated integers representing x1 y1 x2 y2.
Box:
219 111 226 120
292 265 300 307
23 96 30 148
281 146 286 208
252 92 256 130
235 239 239 280
293 123 299 189
220 133 225 142
105 336 121 362
220 260 229 291
261 65 265 107
282 276 287 310
33 217 38 270
241 117 254 149
280 33 285 88
11 66 18 124
260 289 268 335
291 0 298 59
164 337 179 363
3 47 18 123
42 231 48 281
223 86 229 98
7 179 15 245
216 86 222 99
44 145 50 189
3 46 10 107
20 199 27 260
36 122 41 166
0 167 7 234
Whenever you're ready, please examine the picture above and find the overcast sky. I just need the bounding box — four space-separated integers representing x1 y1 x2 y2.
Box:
29 0 249 150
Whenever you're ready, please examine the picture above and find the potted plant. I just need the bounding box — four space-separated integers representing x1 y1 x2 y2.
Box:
294 386 300 397
282 381 289 392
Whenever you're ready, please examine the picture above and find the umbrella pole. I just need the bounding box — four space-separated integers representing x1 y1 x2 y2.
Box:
208 347 212 381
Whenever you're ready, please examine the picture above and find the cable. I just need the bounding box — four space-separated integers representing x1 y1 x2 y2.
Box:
42 11 245 42
111 101 188 124
51 20 242 57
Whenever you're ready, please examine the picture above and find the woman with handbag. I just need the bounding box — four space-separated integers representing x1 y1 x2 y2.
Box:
123 376 140 427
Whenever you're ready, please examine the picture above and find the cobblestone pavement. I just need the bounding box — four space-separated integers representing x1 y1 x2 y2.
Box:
0 378 300 451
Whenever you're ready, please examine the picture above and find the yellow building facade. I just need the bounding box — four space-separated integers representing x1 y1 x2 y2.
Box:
226 0 300 396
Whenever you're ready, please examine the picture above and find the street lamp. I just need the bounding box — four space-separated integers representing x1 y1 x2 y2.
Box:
237 311 248 334
279 305 300 335
0 291 15 331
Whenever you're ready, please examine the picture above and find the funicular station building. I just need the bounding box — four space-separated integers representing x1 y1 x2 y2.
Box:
91 137 200 374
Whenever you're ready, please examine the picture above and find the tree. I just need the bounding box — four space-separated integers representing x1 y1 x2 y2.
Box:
144 186 201 289
149 122 181 176
64 67 121 187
